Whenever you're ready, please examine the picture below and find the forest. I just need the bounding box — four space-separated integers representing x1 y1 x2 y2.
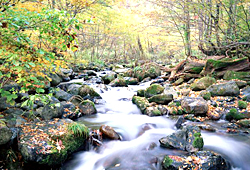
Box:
0 0 250 170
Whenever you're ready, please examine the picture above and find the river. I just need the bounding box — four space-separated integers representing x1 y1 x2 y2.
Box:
63 81 250 170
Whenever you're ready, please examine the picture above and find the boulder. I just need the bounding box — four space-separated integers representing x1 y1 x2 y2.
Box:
161 151 230 170
206 81 240 96
102 72 116 84
159 125 203 153
132 96 150 114
225 108 245 121
191 77 216 91
199 90 211 100
0 97 12 111
78 100 97 115
0 123 13 145
223 71 250 82
124 77 138 85
137 89 145 97
145 84 164 98
67 84 81 95
99 125 120 140
134 63 161 81
236 119 250 128
109 77 127 87
78 84 102 101
54 89 73 101
60 102 81 120
181 97 208 116
18 119 89 166
242 86 250 102
49 73 62 86
148 94 173 104
144 106 168 117
40 98 62 120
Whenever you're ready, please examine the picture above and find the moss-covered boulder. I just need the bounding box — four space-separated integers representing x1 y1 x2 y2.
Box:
137 89 145 97
223 71 250 82
124 77 138 85
18 119 89 166
238 100 248 109
225 108 245 121
134 63 161 82
102 72 116 84
132 96 150 113
148 93 173 104
236 119 250 128
144 106 168 116
0 123 13 145
78 84 102 100
191 77 216 91
199 91 211 100
206 81 240 96
145 84 164 98
181 97 208 116
109 77 127 87
173 78 184 86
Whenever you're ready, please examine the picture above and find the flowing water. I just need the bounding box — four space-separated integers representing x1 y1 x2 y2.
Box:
63 81 250 170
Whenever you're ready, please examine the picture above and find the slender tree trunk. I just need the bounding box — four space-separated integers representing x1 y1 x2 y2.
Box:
184 0 191 56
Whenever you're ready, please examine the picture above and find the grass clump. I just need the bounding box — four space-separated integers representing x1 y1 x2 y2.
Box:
162 155 173 169
67 122 89 138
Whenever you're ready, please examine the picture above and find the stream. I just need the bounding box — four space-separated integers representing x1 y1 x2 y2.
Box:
63 80 250 170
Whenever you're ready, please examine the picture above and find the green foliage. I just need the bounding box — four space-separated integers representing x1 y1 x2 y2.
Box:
226 108 245 121
193 136 204 150
67 122 89 137
238 100 247 109
162 155 173 168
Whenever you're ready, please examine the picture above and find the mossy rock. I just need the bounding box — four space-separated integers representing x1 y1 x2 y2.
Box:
192 133 204 150
145 84 164 98
78 84 101 99
102 73 116 84
148 93 173 104
238 100 247 109
134 63 161 81
173 78 184 86
223 71 250 82
199 91 211 100
225 108 245 121
236 119 250 128
18 119 89 166
132 96 150 113
109 77 127 87
206 81 240 96
137 89 145 97
191 77 216 91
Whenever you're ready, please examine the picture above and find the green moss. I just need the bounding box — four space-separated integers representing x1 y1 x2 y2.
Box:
79 85 101 98
132 96 150 113
194 132 201 138
145 84 164 98
137 89 145 97
223 71 250 81
152 109 161 116
193 136 204 150
200 91 211 100
190 67 203 74
226 108 245 121
238 100 248 109
162 155 173 168
207 57 248 69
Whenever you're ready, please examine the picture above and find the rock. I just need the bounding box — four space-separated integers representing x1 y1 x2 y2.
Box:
181 97 208 116
85 70 97 76
145 84 164 98
60 102 81 119
109 77 127 87
229 80 247 89
99 125 120 140
134 63 161 81
102 72 116 84
225 108 245 121
191 77 216 91
173 78 184 86
49 73 62 86
236 119 250 128
148 93 173 104
137 89 145 97
197 124 216 132
199 90 211 100
67 84 81 95
0 123 13 145
242 86 250 101
132 96 150 114
0 97 13 111
55 89 73 101
144 106 167 117
40 98 62 120
206 81 240 96
238 100 248 109
159 125 203 153
79 84 102 101
18 119 89 166
124 77 138 85
86 77 103 84
78 100 97 115
223 70 250 82
161 151 230 170
175 116 186 129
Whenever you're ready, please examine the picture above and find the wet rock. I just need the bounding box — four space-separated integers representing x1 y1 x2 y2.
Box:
242 86 250 101
109 77 128 87
138 123 156 136
79 84 102 101
145 106 164 116
0 97 13 111
86 76 103 84
102 72 116 84
225 108 245 121
18 119 89 166
148 93 173 104
161 151 230 170
159 125 203 153
175 116 186 129
191 77 216 91
132 96 150 113
55 89 73 101
223 70 250 83
134 63 161 82
40 98 62 120
197 124 216 132
85 70 97 76
67 84 81 95
236 119 250 128
0 123 13 145
145 84 164 98
207 81 240 96
60 102 81 119
137 89 145 97
207 108 223 120
173 78 184 86
100 125 120 140
181 97 208 116
78 100 97 115
49 73 62 86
